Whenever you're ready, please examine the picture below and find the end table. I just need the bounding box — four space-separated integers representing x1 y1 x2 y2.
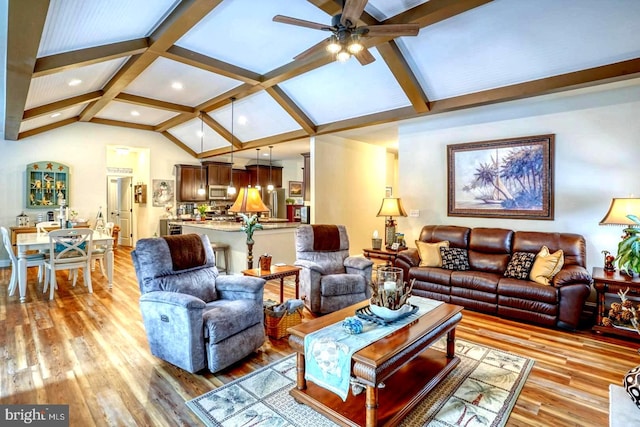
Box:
592 266 640 339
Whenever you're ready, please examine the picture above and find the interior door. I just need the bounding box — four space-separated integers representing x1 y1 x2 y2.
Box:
107 176 133 247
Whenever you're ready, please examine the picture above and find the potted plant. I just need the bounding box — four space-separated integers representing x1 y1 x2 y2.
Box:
615 214 640 276
285 198 295 205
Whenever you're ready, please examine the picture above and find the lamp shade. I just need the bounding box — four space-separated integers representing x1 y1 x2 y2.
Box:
599 198 640 226
228 187 269 213
377 198 408 217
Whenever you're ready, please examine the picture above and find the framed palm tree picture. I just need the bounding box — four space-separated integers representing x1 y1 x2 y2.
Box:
447 134 554 220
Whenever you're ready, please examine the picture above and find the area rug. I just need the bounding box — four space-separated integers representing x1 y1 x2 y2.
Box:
186 338 533 427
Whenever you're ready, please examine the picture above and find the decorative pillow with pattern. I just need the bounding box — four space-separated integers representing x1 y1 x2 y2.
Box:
504 252 536 279
439 247 470 271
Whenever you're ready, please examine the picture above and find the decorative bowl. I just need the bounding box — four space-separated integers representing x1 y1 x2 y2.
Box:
369 304 413 321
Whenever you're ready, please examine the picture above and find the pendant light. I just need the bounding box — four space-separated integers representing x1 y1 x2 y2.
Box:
227 98 236 196
255 148 261 191
197 112 206 196
267 145 274 192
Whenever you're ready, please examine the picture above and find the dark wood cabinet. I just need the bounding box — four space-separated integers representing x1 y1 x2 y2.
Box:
302 152 310 201
175 164 207 202
231 169 251 190
287 204 303 222
205 162 232 186
245 164 283 188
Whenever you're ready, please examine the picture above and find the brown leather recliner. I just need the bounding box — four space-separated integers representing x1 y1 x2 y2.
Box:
395 225 592 330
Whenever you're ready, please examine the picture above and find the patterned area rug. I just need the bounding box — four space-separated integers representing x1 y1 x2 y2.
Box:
186 338 533 427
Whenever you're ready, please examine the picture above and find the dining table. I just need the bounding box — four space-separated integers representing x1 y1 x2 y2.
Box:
14 230 114 303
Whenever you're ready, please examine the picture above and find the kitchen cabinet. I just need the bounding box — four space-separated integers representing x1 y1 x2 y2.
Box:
231 169 251 190
26 161 69 208
175 164 207 202
205 162 232 186
245 164 282 188
302 152 310 201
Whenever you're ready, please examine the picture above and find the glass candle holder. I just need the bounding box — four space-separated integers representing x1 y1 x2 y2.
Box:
376 266 403 308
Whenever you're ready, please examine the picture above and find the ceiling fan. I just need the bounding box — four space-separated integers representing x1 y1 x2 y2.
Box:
273 0 419 65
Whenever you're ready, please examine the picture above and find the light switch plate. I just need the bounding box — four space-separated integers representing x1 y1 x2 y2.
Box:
409 209 420 217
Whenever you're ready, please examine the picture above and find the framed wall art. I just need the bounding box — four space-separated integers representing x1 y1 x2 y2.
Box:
152 179 175 208
289 181 303 197
447 134 554 220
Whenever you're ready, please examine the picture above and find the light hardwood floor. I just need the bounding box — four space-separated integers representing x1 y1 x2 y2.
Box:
1 247 638 426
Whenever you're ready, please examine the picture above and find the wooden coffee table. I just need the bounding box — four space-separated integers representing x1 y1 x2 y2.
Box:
241 265 301 303
288 299 463 427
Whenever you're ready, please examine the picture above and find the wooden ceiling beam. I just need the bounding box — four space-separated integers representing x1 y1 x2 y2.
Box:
33 38 149 78
161 131 197 158
376 41 430 113
163 46 262 85
18 117 78 140
115 93 194 113
89 117 155 131
386 0 493 27
265 86 316 134
4 0 50 141
78 0 223 122
23 91 103 120
200 113 242 150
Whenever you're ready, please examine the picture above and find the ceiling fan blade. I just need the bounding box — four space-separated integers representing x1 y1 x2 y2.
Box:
293 38 331 62
354 48 375 66
340 0 368 27
360 24 419 37
273 15 332 31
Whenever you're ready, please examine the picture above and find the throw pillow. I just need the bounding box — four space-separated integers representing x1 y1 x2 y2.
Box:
440 247 470 271
416 240 449 267
504 252 536 279
529 246 564 285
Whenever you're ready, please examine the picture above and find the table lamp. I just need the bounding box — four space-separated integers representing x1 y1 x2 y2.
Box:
376 197 407 249
599 197 640 270
228 187 269 269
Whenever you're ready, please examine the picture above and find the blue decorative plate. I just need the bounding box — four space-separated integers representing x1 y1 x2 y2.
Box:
355 304 418 325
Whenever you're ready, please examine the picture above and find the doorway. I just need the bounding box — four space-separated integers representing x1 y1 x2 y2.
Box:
107 176 133 247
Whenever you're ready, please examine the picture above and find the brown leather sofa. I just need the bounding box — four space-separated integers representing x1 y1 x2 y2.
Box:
394 225 592 330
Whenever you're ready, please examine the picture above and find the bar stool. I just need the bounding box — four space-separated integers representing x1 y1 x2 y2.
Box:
210 242 230 274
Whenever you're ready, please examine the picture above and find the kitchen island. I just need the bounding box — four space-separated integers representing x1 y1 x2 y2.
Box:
179 220 300 274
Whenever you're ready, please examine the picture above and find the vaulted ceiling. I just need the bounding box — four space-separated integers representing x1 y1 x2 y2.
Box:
4 0 640 160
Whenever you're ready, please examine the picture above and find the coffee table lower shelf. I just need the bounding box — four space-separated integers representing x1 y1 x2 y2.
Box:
289 348 460 427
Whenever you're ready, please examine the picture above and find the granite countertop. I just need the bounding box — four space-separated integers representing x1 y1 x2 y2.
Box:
174 220 300 232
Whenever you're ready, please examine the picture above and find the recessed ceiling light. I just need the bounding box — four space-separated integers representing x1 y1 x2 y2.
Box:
50 112 61 118
131 110 140 116
171 82 183 90
238 115 248 125
196 130 204 138
68 78 82 86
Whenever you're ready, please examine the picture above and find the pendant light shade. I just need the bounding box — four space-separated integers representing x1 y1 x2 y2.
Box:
197 112 206 196
267 145 274 192
255 148 261 191
227 98 236 196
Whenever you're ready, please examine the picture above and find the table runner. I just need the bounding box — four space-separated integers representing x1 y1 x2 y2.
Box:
304 296 443 401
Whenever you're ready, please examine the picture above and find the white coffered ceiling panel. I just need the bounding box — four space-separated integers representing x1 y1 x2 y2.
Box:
176 0 330 74
95 101 178 126
124 57 243 106
38 0 179 56
278 48 411 125
25 57 128 109
19 105 85 133
398 0 640 101
366 0 429 21
209 92 302 142
168 115 229 153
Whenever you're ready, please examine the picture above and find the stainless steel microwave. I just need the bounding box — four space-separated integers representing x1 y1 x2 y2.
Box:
209 185 229 200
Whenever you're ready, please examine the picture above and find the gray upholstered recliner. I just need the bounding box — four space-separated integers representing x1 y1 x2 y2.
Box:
294 224 373 314
131 233 266 374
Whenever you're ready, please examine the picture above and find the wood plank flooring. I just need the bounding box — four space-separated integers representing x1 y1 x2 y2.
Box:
1 247 638 426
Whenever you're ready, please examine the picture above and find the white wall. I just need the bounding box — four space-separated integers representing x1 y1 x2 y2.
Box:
397 79 640 272
313 135 387 253
0 122 198 246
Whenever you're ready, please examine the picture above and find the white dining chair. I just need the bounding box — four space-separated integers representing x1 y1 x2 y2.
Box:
1 226 45 295
35 221 59 235
91 222 113 277
43 229 93 300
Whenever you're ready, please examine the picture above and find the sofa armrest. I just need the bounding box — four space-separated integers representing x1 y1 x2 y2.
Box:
396 248 420 267
216 275 265 302
140 290 206 309
344 256 373 271
552 265 592 287
295 259 326 274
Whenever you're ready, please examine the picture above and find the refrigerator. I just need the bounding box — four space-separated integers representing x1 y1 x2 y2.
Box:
265 188 286 219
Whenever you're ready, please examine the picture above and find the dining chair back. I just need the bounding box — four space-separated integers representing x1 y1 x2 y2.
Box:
91 222 114 277
36 221 59 235
43 228 94 300
1 226 45 295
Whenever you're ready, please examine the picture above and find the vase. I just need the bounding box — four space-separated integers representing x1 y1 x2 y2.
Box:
369 303 413 321
624 365 640 409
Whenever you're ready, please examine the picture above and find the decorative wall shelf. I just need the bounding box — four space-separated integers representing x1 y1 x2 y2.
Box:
26 161 69 209
134 184 147 204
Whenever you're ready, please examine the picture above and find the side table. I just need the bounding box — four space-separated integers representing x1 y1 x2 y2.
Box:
362 247 405 266
242 265 301 303
592 266 640 339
